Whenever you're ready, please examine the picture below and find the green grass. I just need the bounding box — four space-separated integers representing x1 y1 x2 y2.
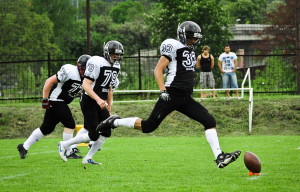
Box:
1 136 299 192
1 95 300 138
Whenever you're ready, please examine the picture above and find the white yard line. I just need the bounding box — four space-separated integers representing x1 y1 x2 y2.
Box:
0 150 56 159
0 173 30 181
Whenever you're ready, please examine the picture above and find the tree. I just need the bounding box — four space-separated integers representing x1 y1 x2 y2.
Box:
231 0 267 24
255 0 296 52
146 0 232 54
0 0 57 57
110 0 145 24
31 0 78 56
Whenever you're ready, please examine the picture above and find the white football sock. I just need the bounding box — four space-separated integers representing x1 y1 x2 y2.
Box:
23 128 44 150
113 117 138 128
63 132 74 156
70 127 88 150
85 136 106 160
205 129 222 159
89 141 95 145
76 127 88 135
63 133 90 148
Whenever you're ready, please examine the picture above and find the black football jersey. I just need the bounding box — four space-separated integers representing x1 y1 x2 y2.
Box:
84 56 120 100
160 38 196 90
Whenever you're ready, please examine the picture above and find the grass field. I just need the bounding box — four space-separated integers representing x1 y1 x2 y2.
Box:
1 136 299 192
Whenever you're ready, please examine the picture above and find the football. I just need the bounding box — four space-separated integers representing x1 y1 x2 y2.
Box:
244 151 261 173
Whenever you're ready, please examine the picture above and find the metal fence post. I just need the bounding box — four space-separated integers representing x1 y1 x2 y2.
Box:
296 2 300 94
138 49 142 90
47 52 51 77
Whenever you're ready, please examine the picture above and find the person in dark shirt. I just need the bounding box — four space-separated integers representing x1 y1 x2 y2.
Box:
196 45 216 101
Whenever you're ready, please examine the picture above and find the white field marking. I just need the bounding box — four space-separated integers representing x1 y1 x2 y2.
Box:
0 173 30 181
0 150 56 159
297 147 300 150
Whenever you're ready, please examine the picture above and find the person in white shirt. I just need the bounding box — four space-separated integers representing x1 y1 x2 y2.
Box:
218 45 239 100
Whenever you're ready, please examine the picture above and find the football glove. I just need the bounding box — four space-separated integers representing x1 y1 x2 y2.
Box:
159 90 170 102
42 98 50 109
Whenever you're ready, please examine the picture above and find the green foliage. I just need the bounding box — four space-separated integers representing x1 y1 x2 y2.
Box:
265 0 285 14
0 0 57 56
110 0 145 23
252 54 296 92
31 0 78 56
17 67 37 95
233 0 267 24
87 16 151 56
146 0 232 53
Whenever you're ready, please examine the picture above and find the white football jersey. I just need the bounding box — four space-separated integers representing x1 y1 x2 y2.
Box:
84 56 120 100
160 38 196 90
49 64 82 104
218 52 237 73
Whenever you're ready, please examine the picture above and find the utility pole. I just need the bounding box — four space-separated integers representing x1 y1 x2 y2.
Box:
86 0 91 55
296 1 300 94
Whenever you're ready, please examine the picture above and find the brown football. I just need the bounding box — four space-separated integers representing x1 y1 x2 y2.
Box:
244 151 261 173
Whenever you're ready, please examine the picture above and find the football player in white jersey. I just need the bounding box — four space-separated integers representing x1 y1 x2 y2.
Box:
17 55 91 160
97 21 241 168
58 41 123 164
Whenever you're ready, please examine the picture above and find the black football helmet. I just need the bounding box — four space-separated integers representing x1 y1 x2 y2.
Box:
77 54 91 77
103 40 124 64
177 21 202 49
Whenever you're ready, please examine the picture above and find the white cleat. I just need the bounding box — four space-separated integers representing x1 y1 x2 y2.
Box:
57 141 67 162
82 159 102 165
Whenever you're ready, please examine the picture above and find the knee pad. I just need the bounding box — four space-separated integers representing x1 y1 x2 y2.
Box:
203 115 217 130
40 124 55 135
62 122 75 129
88 128 111 141
141 119 159 133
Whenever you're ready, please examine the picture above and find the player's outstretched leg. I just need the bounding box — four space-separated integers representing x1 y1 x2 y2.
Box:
96 115 120 134
215 150 241 168
17 144 28 159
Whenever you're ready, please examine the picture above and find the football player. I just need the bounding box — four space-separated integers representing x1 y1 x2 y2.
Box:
97 21 241 168
58 40 123 164
17 54 91 160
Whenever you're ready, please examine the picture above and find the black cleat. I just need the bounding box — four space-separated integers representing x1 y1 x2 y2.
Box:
17 144 28 159
72 147 81 154
67 152 83 159
96 115 120 134
215 150 241 168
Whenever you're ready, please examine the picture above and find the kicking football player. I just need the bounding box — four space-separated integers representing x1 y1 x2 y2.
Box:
97 21 241 168
57 40 123 164
17 54 91 160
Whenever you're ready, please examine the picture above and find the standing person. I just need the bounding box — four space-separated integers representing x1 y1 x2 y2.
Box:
58 40 123 164
17 55 91 159
218 45 239 100
97 21 241 168
196 45 216 101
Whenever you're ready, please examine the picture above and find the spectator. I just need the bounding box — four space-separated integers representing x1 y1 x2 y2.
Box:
218 45 239 100
196 45 216 101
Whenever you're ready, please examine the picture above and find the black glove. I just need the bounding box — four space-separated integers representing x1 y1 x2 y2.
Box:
42 98 50 109
159 90 170 101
